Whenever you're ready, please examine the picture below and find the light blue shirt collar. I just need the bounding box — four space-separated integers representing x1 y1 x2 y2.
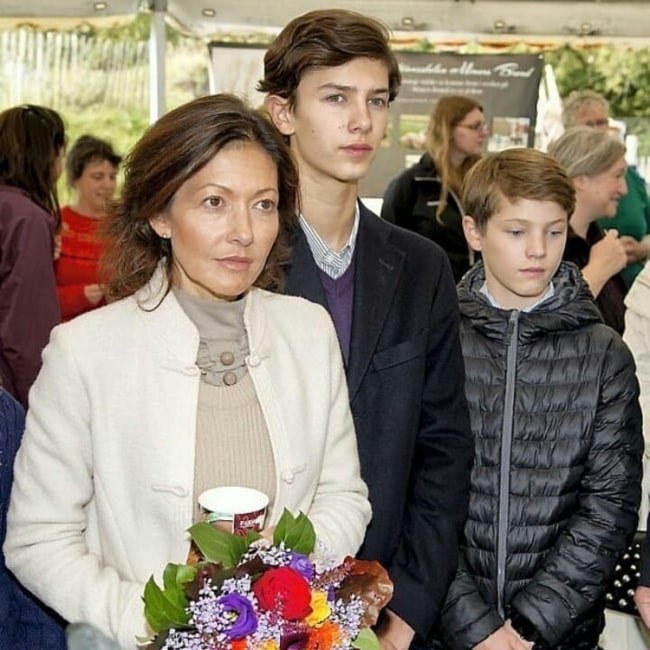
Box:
479 282 555 312
298 203 360 280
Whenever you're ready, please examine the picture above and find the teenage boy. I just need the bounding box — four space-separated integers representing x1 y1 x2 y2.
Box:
259 10 473 649
436 147 643 650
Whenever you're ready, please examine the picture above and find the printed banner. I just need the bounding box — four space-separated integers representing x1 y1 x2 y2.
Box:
361 51 545 198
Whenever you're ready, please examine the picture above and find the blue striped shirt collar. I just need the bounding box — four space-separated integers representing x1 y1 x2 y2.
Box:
298 203 360 280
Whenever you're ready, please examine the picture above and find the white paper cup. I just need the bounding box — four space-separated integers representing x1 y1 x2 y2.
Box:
198 486 268 535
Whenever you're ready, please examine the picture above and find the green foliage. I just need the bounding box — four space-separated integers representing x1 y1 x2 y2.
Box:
543 45 592 95
353 627 381 650
188 522 261 567
143 573 191 632
273 509 316 555
64 105 149 157
544 44 650 157
56 106 148 204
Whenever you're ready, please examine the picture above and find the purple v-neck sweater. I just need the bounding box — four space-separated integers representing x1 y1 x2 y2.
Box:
318 257 356 366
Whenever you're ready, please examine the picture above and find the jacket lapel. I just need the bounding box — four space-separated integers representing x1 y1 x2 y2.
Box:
346 205 404 400
284 209 405 401
284 229 329 310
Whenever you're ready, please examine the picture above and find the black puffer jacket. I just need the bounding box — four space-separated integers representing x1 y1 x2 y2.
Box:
381 153 474 283
437 262 643 650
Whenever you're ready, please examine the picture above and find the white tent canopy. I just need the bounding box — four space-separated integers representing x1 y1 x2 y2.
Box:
2 0 650 120
2 0 650 38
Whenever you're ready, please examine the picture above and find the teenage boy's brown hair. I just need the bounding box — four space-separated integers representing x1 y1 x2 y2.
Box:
257 9 402 107
462 148 576 233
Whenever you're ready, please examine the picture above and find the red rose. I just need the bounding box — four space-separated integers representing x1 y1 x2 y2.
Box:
253 567 312 620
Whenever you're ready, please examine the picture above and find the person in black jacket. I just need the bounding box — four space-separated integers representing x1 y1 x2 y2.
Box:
381 95 486 282
435 148 643 650
260 10 473 649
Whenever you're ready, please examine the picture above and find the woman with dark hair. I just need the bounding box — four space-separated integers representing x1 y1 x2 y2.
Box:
0 104 65 407
5 94 370 649
56 134 122 320
381 95 486 282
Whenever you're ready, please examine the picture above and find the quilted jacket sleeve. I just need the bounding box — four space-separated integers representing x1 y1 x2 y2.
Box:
510 333 643 647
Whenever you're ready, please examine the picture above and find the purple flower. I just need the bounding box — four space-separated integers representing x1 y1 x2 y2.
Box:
288 552 315 581
280 631 310 650
217 593 258 639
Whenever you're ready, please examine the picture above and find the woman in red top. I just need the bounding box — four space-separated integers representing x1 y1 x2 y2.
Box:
56 135 122 320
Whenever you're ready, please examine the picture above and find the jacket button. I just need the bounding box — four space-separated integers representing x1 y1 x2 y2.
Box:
281 471 295 483
247 354 261 367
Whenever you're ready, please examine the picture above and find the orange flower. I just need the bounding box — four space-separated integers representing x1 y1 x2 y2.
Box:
306 621 343 650
231 639 247 650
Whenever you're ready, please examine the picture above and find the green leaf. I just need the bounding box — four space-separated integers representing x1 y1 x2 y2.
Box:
175 563 198 588
241 529 263 546
273 509 315 554
353 628 380 650
188 522 248 567
161 564 190 610
142 576 191 633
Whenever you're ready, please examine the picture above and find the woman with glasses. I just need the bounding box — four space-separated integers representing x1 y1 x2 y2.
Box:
0 105 65 407
382 95 487 282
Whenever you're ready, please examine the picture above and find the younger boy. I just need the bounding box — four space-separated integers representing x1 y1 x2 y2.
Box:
436 148 643 650
259 10 473 648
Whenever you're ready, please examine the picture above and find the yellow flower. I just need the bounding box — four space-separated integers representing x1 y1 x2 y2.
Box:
257 641 279 650
306 591 331 626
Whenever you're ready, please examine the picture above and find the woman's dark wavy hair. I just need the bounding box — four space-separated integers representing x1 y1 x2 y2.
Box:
101 93 299 301
65 134 122 186
0 104 66 228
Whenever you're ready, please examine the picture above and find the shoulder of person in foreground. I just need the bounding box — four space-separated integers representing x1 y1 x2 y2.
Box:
625 262 650 317
45 291 142 347
623 263 650 460
253 287 337 325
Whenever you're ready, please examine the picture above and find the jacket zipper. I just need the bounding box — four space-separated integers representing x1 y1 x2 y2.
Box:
497 310 519 618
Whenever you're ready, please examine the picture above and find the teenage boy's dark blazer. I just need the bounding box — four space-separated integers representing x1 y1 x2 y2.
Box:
284 201 473 641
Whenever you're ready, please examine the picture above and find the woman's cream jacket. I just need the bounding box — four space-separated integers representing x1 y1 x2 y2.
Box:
5 270 370 648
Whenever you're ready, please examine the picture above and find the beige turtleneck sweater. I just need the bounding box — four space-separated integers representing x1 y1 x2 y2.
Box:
173 288 276 523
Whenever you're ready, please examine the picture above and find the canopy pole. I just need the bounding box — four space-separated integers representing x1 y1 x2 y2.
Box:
148 0 167 123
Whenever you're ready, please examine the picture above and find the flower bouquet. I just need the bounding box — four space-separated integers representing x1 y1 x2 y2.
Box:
142 510 393 650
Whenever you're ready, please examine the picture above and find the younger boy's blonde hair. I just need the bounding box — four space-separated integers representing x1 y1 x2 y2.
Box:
462 148 575 233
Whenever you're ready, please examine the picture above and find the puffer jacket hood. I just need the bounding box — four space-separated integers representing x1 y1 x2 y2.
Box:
458 261 603 341
437 260 643 650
